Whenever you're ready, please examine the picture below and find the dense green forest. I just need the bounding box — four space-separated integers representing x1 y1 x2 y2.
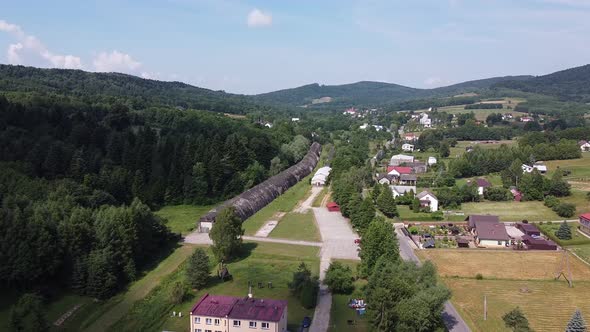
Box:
0 64 276 114
494 64 590 102
0 95 303 298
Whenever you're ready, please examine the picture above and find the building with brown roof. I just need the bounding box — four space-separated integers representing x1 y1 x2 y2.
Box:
190 294 288 332
465 215 509 247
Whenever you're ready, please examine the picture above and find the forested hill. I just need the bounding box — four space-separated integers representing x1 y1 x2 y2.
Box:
493 64 590 102
0 64 268 114
254 76 532 108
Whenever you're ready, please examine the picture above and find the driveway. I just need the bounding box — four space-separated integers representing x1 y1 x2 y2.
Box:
394 225 472 332
183 232 322 247
294 186 323 213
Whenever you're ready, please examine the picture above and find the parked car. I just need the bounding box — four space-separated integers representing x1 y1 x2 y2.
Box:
302 316 312 328
354 238 361 244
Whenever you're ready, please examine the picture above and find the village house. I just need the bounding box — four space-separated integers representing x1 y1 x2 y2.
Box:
390 185 417 198
510 188 522 202
522 163 547 174
419 113 432 128
399 174 417 186
579 140 590 152
390 154 415 166
377 173 396 185
416 190 438 212
404 133 419 141
402 143 415 152
190 294 288 332
579 213 590 236
404 161 428 174
468 178 491 196
466 215 509 247
502 113 513 120
387 166 413 178
520 116 534 122
359 123 369 130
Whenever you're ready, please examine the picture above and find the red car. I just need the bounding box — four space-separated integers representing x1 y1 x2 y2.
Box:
354 238 361 244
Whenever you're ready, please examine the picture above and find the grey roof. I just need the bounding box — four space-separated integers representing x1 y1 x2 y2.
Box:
416 190 437 200
391 185 416 195
465 214 500 228
400 174 417 181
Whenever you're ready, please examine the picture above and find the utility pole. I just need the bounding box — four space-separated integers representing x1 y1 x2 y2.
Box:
484 295 487 321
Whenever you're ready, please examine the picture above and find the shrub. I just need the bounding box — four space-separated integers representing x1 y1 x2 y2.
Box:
186 248 210 289
169 281 187 304
475 273 483 280
555 221 573 240
408 226 419 235
553 203 576 218
544 195 560 208
300 280 319 309
432 211 444 220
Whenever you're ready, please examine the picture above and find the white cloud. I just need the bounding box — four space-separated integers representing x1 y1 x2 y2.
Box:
93 50 142 72
0 19 82 69
247 9 272 27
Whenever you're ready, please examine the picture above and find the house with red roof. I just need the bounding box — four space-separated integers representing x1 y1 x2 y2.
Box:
579 213 590 236
387 166 412 177
190 293 288 332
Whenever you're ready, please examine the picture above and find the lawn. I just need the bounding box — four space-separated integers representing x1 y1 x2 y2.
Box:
312 187 329 207
269 211 321 242
112 242 320 332
560 189 590 215
156 204 215 235
460 201 559 221
242 175 313 235
416 249 590 281
83 244 197 332
328 290 369 332
569 244 590 265
545 153 590 179
537 222 590 246
445 278 590 332
397 205 438 222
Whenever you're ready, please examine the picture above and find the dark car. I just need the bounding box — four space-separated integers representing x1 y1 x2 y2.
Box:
302 316 312 328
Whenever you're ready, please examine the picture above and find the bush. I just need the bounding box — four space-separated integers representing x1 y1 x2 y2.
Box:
432 211 444 220
324 262 354 294
408 226 419 235
484 187 512 201
553 203 576 218
544 195 560 208
186 248 210 289
300 280 319 309
555 221 573 240
169 281 187 304
475 273 483 280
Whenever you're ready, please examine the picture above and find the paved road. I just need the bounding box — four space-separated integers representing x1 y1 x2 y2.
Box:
394 226 472 332
309 207 360 332
294 186 323 213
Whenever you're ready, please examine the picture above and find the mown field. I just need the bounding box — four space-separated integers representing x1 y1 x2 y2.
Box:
269 211 321 242
418 249 590 331
416 249 590 280
156 205 215 235
112 242 320 332
460 201 560 221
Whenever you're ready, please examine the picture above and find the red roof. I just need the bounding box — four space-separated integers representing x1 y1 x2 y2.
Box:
191 294 238 317
389 166 412 174
580 213 590 221
327 202 339 208
190 294 287 322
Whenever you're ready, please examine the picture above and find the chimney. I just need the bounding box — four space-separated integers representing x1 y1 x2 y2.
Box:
248 285 253 298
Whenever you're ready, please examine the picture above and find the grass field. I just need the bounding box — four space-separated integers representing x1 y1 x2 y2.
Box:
418 249 590 331
112 242 320 332
460 201 559 221
446 279 590 332
329 291 369 332
430 97 527 121
569 244 590 265
546 153 590 179
449 140 517 159
156 205 215 235
83 244 197 332
242 175 313 235
269 211 321 242
537 222 590 246
416 249 590 280
397 205 437 222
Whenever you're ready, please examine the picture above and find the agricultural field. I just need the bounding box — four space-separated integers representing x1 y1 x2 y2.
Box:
449 140 517 159
460 201 559 221
432 97 527 121
418 249 590 331
269 211 321 242
546 153 590 179
112 242 320 332
156 205 215 235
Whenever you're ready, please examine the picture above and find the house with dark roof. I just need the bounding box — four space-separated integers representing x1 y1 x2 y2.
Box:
516 223 541 237
190 294 288 332
468 178 492 195
399 174 417 185
522 235 557 250
465 215 509 247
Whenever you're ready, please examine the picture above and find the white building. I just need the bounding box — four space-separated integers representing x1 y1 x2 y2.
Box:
522 163 548 174
402 143 414 152
419 113 432 128
416 191 438 212
359 123 369 130
291 118 300 122
390 154 415 166
311 166 332 186
580 140 590 152
427 156 437 166
390 185 416 198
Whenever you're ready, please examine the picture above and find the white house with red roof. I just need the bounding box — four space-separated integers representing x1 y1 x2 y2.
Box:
387 166 412 177
580 213 590 236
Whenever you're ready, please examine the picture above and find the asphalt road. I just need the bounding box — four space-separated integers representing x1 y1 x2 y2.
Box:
394 226 472 332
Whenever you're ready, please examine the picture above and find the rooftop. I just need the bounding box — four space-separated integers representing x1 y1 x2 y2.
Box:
466 214 500 228
191 294 287 322
474 220 509 241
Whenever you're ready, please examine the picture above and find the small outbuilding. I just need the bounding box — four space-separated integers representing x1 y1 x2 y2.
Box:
423 238 435 249
516 223 541 237
522 235 557 250
327 202 340 212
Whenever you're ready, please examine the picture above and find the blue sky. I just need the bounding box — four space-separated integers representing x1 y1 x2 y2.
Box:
1 0 590 94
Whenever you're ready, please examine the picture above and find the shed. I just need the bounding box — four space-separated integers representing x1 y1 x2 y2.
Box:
522 235 557 250
327 202 340 212
423 238 435 249
456 238 470 248
516 223 541 236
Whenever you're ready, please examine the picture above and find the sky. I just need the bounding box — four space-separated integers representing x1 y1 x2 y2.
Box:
1 0 590 94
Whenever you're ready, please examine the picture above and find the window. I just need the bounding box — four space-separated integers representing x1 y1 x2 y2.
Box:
195 329 202 332
205 330 212 332
214 319 220 326
233 320 241 327
262 322 270 329
249 321 257 328
195 317 201 324
498 241 502 245
206 318 212 325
